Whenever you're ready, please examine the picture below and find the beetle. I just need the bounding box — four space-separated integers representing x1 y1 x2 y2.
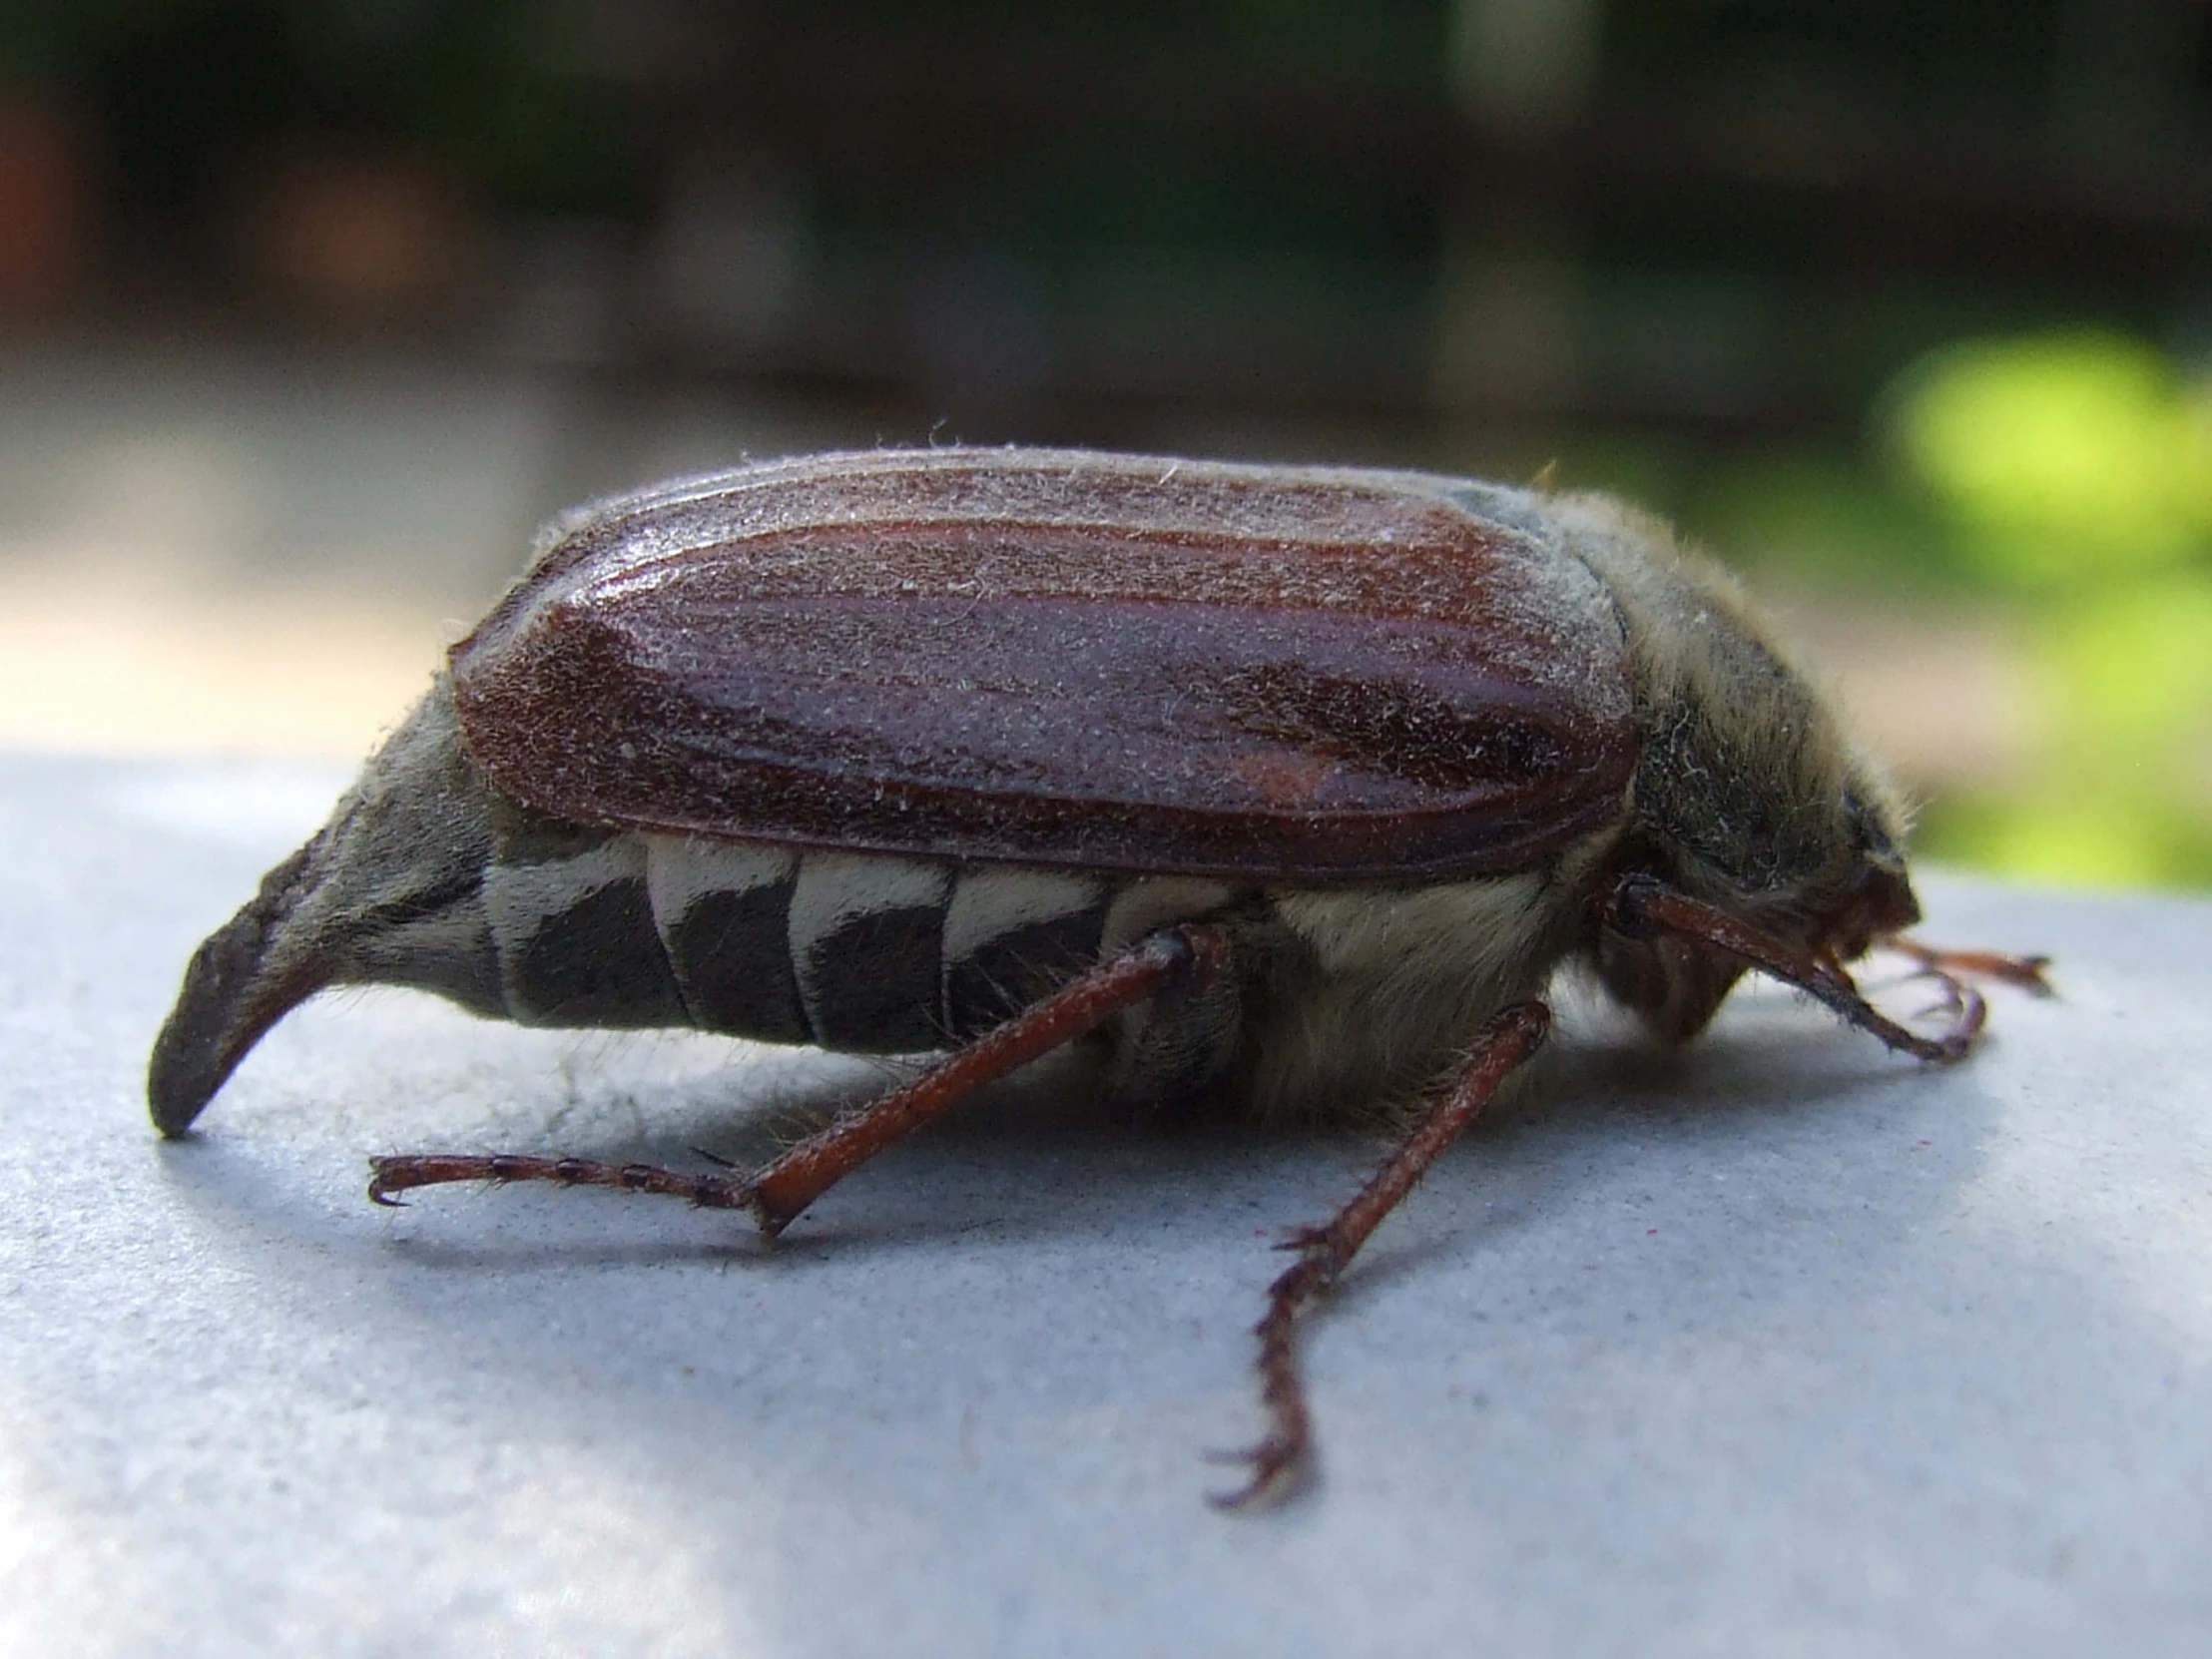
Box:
147 446 2047 1506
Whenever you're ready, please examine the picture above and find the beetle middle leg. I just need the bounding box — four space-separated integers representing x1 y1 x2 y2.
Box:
367 924 1230 1235
1209 999 1551 1510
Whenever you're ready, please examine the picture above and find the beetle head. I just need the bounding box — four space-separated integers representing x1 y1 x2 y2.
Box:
1593 771 1920 1049
1553 491 1920 1042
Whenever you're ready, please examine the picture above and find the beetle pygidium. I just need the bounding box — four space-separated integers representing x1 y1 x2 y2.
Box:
148 447 2047 1506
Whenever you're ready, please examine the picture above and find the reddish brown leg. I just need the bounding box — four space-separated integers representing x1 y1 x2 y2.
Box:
370 925 1231 1233
368 1152 756 1211
1882 937 2054 996
1608 876 1990 1063
1210 1000 1551 1511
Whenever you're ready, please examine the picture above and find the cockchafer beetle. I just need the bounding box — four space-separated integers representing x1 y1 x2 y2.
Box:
148 446 2048 1506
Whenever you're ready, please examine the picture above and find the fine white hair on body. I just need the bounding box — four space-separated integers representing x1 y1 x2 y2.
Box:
1248 826 1617 1124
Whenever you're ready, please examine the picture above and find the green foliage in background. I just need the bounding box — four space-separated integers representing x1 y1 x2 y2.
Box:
1894 329 2212 888
1895 332 2212 586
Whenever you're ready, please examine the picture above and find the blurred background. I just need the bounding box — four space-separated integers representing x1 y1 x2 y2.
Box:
1 0 2207 887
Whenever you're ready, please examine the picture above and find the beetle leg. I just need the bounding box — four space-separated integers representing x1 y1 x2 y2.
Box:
1881 937 2054 996
1607 875 1983 1062
368 925 1231 1236
368 1154 755 1211
748 924 1228 1232
1209 1000 1551 1511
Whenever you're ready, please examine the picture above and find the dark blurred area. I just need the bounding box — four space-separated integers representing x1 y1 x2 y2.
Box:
11 0 2204 431
3 0 2209 884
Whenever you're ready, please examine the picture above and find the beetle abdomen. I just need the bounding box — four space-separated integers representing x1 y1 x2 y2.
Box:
481 829 689 1029
641 835 812 1042
480 825 1164 1054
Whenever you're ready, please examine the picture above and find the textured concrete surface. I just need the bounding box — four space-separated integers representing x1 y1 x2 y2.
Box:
1 751 2206 1657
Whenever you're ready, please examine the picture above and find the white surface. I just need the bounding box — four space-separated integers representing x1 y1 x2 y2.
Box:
1 752 2208 1657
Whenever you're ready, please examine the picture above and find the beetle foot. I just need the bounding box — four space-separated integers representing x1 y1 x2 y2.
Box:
366 1152 762 1221
1207 1244 1336 1509
1891 964 1987 1064
1203 1429 1312 1511
1866 933 2051 1064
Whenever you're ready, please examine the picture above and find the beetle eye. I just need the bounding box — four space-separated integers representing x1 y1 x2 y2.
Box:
1843 791 1901 864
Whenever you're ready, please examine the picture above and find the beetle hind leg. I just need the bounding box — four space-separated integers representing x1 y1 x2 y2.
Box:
367 925 1231 1237
1210 1000 1550 1510
369 1153 757 1214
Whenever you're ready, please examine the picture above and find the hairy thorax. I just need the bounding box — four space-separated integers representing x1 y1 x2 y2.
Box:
1237 824 1619 1123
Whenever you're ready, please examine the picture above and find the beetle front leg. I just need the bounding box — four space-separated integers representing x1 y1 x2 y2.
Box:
1607 876 1994 1063
1880 937 2053 996
1210 1000 1551 1511
367 925 1232 1235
